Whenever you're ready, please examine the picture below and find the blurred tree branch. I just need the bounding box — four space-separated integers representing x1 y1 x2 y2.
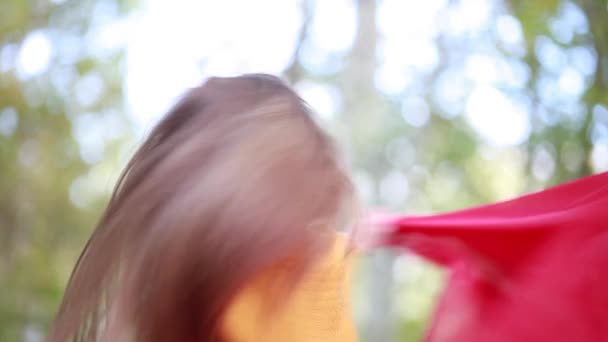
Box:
284 0 313 84
579 0 608 90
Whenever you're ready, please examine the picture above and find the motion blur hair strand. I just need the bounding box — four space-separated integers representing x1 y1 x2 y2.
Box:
48 74 354 342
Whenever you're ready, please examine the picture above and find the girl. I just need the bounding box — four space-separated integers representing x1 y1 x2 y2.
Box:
49 74 358 342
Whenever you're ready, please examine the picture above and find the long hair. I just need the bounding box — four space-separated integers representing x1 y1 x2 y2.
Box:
48 74 355 342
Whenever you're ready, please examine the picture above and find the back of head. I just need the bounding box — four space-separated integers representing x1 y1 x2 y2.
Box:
48 74 354 342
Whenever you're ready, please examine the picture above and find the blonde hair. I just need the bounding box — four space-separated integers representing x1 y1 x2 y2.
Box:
48 74 354 342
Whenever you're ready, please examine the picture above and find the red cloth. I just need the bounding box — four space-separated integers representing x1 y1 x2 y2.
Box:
375 172 608 342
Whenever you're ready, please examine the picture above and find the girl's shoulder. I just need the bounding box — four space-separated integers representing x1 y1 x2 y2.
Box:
221 232 358 342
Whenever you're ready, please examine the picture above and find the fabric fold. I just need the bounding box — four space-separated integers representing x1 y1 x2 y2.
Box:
375 172 608 342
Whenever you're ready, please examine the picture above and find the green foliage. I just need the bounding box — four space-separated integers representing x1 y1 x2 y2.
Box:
340 0 608 340
0 0 132 339
1 0 607 340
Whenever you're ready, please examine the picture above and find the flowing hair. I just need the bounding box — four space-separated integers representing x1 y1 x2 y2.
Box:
48 74 355 342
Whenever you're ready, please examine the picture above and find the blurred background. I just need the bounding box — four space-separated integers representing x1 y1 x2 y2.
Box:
1 0 607 340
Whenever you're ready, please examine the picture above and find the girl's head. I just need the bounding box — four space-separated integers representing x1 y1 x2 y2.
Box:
49 74 355 342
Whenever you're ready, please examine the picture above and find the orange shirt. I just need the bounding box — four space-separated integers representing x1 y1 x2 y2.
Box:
221 235 357 342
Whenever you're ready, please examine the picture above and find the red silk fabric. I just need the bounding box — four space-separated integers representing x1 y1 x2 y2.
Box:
376 172 608 341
